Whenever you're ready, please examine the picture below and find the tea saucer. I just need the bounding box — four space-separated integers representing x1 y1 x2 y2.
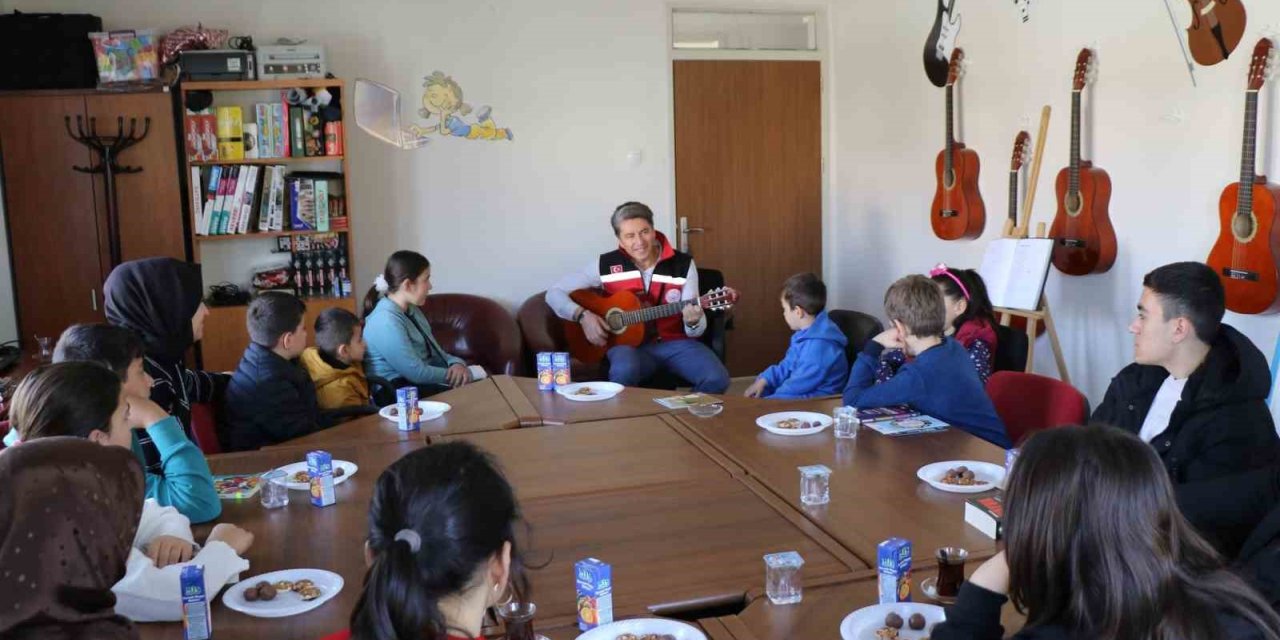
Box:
920 577 958 605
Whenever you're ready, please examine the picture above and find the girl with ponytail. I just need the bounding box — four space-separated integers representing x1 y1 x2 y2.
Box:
322 441 529 640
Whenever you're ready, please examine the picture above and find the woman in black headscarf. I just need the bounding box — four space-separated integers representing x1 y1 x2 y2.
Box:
104 258 228 461
0 436 145 640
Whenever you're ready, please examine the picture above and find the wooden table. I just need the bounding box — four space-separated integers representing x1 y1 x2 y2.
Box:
273 378 521 448
674 399 1007 567
496 375 727 425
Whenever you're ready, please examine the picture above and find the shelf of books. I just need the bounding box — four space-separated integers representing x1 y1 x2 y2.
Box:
179 77 358 370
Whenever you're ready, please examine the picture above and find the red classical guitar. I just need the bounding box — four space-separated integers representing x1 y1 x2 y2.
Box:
931 48 986 241
1207 39 1280 314
1049 48 1117 275
562 287 739 364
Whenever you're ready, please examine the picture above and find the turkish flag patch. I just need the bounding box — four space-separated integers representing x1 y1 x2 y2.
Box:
610 265 623 274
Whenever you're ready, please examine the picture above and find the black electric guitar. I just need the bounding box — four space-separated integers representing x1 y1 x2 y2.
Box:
923 0 962 87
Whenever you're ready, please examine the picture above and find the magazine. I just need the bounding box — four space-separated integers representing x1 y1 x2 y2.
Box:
655 393 722 409
856 405 921 423
863 414 950 437
214 473 262 500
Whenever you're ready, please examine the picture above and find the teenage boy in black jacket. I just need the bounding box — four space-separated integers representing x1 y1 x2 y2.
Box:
1093 262 1278 484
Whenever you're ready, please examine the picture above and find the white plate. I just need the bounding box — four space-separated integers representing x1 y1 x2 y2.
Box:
916 460 1004 494
839 602 945 640
274 460 359 491
756 411 833 436
378 400 452 422
555 381 624 402
576 618 707 640
222 568 344 618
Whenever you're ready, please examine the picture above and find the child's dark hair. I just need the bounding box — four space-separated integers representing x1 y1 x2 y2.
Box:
315 307 361 358
364 251 431 318
930 268 996 332
350 442 529 639
52 324 144 379
11 362 121 441
1143 261 1225 343
247 291 307 347
781 272 826 316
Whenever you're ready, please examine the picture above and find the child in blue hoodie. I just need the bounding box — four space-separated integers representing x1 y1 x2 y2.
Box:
745 273 849 399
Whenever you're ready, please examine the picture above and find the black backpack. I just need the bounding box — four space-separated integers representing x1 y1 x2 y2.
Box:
0 10 102 89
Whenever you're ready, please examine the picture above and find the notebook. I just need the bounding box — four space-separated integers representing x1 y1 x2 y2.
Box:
978 238 1054 311
862 414 950 437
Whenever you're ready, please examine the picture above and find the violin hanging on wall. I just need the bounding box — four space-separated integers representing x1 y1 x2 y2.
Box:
930 48 986 241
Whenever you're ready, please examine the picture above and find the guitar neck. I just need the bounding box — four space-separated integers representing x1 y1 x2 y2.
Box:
1008 170 1019 224
618 298 696 328
1069 90 1082 196
1238 90 1259 216
945 84 955 173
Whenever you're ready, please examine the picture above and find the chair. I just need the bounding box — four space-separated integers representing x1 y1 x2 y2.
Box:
189 402 222 455
420 293 523 376
993 324 1029 373
827 310 884 364
985 371 1089 447
515 268 733 389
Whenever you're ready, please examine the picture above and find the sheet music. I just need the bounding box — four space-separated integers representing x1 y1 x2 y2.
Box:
979 238 1053 311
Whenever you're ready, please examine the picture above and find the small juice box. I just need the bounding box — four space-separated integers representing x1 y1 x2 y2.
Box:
552 352 572 388
575 557 614 631
180 565 211 640
877 537 912 604
307 450 337 508
396 386 420 432
536 352 554 391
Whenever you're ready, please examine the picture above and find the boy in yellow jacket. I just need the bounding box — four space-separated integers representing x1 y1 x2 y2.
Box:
300 307 371 409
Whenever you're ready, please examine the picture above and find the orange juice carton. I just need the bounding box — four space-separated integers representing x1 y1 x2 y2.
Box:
575 557 613 631
536 352 554 391
553 352 572 388
180 564 211 639
396 386 421 431
306 450 336 507
877 537 912 603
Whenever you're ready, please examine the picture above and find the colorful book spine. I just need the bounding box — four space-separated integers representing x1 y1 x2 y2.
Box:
225 166 248 234
242 123 259 160
199 112 218 162
324 121 343 156
188 166 203 230
199 165 221 235
315 178 329 232
238 165 260 234
208 166 232 235
254 104 272 159
184 115 202 161
289 107 305 158
275 99 288 158
258 166 274 232
215 106 244 161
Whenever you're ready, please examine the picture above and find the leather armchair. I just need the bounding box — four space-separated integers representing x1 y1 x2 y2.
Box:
420 293 523 376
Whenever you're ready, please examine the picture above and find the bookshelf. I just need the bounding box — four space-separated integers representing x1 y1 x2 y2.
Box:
178 77 358 370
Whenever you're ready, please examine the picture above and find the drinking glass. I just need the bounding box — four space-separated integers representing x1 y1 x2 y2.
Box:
763 551 804 605
260 469 290 509
798 464 831 506
833 406 859 439
495 601 548 640
34 335 52 363
935 547 969 597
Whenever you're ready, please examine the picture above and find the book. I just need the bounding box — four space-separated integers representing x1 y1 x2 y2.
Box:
271 166 287 230
857 405 921 423
302 112 319 157
184 114 203 161
225 165 248 234
208 166 233 235
862 414 950 437
198 111 218 162
324 121 343 156
255 103 272 158
238 165 260 234
214 473 262 500
242 122 259 160
257 166 274 232
275 100 288 158
198 165 221 235
290 107 305 158
188 166 203 230
964 493 1003 539
215 106 244 161
655 393 722 409
290 177 316 230
315 178 329 232
978 238 1054 311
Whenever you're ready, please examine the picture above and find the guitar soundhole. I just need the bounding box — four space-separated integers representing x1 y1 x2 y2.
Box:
605 310 626 334
939 210 958 218
1232 212 1258 243
943 169 956 190
1064 192 1082 216
1222 267 1260 282
1058 238 1086 249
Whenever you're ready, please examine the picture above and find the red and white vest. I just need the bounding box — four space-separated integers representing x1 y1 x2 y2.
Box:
598 232 693 343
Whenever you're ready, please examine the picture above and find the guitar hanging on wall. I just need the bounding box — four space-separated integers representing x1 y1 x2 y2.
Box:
1206 38 1280 315
1049 48 1117 276
1007 131 1031 232
1186 0 1247 66
923 0 961 87
931 48 986 241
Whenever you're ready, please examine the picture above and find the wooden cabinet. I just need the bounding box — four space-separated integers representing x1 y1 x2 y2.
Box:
0 88 187 350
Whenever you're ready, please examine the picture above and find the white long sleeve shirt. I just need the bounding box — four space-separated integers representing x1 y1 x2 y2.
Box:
546 259 707 337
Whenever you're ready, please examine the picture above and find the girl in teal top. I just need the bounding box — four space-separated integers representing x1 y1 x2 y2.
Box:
363 251 475 392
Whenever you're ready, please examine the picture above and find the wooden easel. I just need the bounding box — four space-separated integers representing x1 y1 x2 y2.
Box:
995 106 1071 384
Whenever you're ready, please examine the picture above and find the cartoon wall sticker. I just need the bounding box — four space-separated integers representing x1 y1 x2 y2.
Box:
409 71 513 141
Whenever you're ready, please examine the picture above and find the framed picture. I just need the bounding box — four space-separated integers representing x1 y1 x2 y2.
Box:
275 235 293 252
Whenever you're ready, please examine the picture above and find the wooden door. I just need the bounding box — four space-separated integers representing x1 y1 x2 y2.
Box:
85 92 187 268
0 95 105 349
674 60 823 376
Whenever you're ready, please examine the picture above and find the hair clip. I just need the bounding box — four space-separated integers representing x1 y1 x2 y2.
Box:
394 528 421 553
929 263 970 300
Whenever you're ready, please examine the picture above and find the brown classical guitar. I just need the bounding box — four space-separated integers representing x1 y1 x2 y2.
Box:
1207 38 1280 315
1186 0 1247 67
563 287 739 364
931 48 986 241
1049 48 1117 276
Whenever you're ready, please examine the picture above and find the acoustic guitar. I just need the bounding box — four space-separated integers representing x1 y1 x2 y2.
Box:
1187 0 1247 67
1207 39 1280 315
1049 49 1117 276
931 48 986 241
563 287 739 364
922 0 961 87
1007 131 1031 231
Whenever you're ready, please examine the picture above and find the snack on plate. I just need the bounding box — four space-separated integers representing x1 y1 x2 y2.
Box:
885 612 904 629
875 628 899 639
291 470 310 484
243 580 278 602
273 580 294 592
334 467 346 478
774 418 816 430
574 386 596 396
939 466 987 487
297 585 322 601
291 579 315 591
909 613 926 630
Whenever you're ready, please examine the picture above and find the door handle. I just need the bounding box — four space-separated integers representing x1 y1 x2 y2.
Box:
679 216 705 252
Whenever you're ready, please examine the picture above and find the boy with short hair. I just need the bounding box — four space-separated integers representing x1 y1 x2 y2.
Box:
744 273 848 399
225 292 328 451
843 274 1010 448
300 307 372 410
38 323 222 523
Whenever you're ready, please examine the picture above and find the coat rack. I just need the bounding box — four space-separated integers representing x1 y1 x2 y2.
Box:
64 115 150 268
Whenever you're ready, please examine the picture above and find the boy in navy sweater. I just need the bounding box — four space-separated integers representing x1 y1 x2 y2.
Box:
842 274 1010 448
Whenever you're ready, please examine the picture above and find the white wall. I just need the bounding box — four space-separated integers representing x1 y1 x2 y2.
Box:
830 1 1280 402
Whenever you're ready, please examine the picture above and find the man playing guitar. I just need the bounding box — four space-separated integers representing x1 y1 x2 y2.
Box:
546 202 730 393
